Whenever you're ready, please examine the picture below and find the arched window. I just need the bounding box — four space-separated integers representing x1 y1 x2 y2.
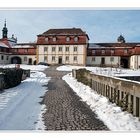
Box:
66 37 70 42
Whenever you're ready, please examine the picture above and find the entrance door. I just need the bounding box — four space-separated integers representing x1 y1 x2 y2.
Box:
120 57 129 68
101 57 105 65
28 58 32 65
58 56 62 64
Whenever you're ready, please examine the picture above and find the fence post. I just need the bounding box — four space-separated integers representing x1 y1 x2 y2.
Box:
133 96 137 116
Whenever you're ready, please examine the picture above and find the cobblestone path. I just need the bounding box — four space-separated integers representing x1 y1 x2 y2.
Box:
42 66 109 131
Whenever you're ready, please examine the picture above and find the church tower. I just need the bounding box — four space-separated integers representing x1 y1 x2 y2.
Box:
2 20 8 38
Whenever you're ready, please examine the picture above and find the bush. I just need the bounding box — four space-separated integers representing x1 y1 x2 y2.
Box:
2 68 23 89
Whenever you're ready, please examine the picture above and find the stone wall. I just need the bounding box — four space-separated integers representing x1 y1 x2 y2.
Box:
72 69 140 119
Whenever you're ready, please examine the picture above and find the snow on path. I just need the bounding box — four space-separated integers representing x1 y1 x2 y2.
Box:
63 73 140 131
0 71 50 130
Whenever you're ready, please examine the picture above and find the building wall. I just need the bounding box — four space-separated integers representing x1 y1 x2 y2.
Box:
37 44 87 65
130 55 140 69
0 53 10 64
87 56 120 67
9 55 36 65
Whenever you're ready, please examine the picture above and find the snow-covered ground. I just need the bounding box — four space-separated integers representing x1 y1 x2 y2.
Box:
0 64 48 71
57 65 140 77
63 73 140 131
0 64 49 130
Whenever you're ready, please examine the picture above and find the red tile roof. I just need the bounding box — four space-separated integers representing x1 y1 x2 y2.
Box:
38 28 89 39
0 38 11 48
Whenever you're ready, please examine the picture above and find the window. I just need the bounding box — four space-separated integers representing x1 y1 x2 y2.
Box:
53 37 56 42
74 56 77 61
52 47 56 52
66 37 70 42
7 56 9 60
74 46 77 52
24 49 28 53
13 49 18 53
1 55 4 60
1 48 4 52
59 47 62 52
124 49 128 54
111 49 115 54
52 56 55 61
101 50 105 54
92 50 96 54
45 37 49 42
44 56 47 62
66 56 69 61
44 47 48 52
24 57 27 61
74 36 78 42
110 57 114 62
92 57 96 61
6 48 9 53
66 47 69 52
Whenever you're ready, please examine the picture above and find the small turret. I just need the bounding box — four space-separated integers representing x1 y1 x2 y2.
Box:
2 20 8 38
117 34 125 43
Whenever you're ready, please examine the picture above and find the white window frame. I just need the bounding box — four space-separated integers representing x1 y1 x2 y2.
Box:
45 37 49 42
53 37 56 42
73 56 77 61
44 47 48 52
110 57 114 62
24 56 27 62
44 56 47 62
102 50 105 54
66 37 70 42
74 46 77 52
52 47 56 52
52 56 55 61
59 47 63 52
66 56 69 61
66 47 69 52
74 36 78 42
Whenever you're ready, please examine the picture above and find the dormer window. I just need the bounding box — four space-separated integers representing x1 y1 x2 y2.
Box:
102 50 105 54
53 37 56 42
111 49 115 54
74 36 78 42
124 48 128 54
92 50 96 54
66 37 70 42
45 37 49 42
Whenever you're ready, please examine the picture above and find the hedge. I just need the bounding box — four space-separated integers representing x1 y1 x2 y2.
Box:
1 68 23 89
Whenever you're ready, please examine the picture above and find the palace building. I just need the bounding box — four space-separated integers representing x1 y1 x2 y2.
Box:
36 28 89 66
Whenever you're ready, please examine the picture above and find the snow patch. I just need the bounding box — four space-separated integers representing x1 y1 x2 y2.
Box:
35 104 47 130
63 73 140 131
0 66 50 130
0 64 48 71
57 65 140 77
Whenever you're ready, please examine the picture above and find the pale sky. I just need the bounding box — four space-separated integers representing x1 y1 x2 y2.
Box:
0 10 140 43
